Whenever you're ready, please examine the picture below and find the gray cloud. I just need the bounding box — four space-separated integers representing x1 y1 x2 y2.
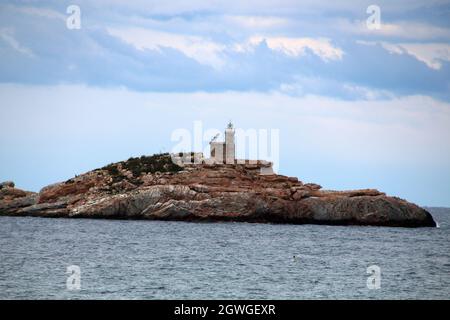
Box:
0 1 449 101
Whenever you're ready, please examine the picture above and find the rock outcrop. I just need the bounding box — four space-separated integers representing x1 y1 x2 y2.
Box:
0 154 436 227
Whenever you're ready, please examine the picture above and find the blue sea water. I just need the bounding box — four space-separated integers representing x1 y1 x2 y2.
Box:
0 208 449 299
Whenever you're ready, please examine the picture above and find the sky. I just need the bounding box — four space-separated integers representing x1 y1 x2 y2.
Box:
0 0 450 207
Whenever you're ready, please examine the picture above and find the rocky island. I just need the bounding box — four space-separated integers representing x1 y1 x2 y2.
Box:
0 152 436 228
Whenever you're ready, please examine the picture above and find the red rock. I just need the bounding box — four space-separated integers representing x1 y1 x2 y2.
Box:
0 154 436 227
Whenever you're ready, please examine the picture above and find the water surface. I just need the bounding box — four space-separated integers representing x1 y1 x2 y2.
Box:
0 208 449 299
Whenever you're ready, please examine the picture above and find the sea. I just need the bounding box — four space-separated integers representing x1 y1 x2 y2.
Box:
0 208 449 299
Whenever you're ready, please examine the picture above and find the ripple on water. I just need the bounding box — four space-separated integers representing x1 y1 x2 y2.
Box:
0 209 449 299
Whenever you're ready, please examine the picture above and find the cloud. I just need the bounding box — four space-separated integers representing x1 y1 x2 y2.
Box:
224 15 289 29
74 0 450 16
0 28 35 57
107 26 344 69
14 6 66 21
0 1 449 101
278 77 396 100
339 20 450 40
358 40 450 70
383 43 450 70
107 27 226 69
234 36 344 61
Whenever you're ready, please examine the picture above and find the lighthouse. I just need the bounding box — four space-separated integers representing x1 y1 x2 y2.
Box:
209 122 235 164
224 122 235 164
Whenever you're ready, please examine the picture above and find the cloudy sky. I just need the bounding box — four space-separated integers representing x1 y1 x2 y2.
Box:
1 0 450 206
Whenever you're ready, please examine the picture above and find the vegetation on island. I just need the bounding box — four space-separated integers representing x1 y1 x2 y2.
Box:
102 153 182 180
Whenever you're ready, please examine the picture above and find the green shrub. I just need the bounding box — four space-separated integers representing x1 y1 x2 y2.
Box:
100 153 182 179
122 153 182 177
104 164 120 176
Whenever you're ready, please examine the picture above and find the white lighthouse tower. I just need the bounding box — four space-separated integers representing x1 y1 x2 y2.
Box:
209 122 236 164
225 121 235 164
